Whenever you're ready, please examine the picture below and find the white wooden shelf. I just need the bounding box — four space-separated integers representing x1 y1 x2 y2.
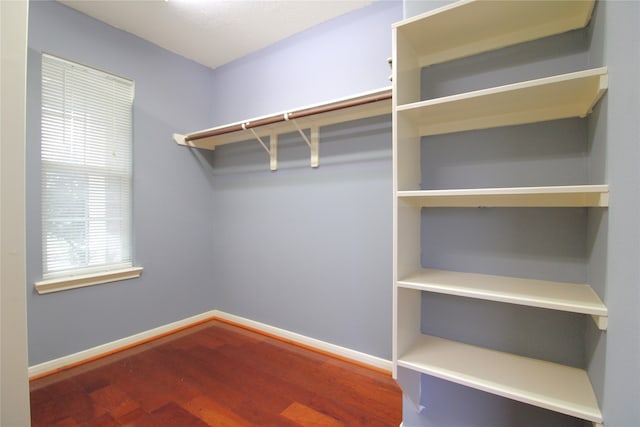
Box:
392 1 607 424
397 184 609 208
394 0 595 67
398 268 607 330
397 68 608 137
398 334 603 425
173 87 391 170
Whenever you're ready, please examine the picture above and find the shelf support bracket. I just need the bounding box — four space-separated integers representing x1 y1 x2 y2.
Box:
245 124 277 171
592 315 608 331
309 126 319 168
269 133 278 171
287 115 319 168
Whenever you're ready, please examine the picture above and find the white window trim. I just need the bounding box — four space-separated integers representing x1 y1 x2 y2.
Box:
35 266 143 294
39 53 139 290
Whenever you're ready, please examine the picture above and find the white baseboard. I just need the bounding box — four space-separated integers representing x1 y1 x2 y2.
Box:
29 309 392 378
212 310 393 372
28 310 218 378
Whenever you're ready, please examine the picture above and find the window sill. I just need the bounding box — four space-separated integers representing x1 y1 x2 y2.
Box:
35 267 143 294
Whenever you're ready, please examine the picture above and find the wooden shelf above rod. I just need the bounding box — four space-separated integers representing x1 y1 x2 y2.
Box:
173 87 392 170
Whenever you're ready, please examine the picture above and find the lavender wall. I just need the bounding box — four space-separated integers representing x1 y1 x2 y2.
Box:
25 0 403 365
205 1 402 359
209 1 401 125
585 1 640 425
26 0 216 365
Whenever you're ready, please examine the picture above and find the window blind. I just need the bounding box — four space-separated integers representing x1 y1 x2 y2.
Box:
41 54 134 279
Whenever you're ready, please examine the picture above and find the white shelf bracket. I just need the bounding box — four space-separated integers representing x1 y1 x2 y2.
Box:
269 133 278 171
286 115 320 168
245 124 278 171
309 126 319 168
592 315 608 331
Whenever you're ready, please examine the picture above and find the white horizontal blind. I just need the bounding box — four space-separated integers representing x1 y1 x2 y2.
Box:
41 54 134 279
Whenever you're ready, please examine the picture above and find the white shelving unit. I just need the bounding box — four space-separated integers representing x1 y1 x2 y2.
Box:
392 1 606 426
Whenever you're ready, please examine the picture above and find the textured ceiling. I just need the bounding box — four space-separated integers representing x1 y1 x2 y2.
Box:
58 0 374 69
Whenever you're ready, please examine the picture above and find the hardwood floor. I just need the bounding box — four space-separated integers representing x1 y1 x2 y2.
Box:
30 320 402 426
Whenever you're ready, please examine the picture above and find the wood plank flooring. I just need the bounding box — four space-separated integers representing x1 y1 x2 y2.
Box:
30 319 402 426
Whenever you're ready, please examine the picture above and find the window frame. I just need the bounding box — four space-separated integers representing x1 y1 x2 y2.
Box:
35 53 142 294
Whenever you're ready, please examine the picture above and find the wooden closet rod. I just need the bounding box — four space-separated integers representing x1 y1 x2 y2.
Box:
184 89 392 143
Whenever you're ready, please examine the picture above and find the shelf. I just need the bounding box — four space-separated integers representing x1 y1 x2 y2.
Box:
397 334 603 424
397 185 609 208
396 68 608 137
394 0 595 67
392 1 608 425
398 268 607 330
174 87 391 150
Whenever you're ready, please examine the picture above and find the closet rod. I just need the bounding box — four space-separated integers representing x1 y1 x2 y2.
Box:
184 89 392 143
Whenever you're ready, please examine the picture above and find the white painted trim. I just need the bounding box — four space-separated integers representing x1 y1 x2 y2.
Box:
28 310 218 378
35 266 144 294
1 1 31 425
212 310 393 372
29 309 392 378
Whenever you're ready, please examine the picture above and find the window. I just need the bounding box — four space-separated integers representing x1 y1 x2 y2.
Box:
36 54 141 294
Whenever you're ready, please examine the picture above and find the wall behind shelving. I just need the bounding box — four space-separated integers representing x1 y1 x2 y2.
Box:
583 1 640 426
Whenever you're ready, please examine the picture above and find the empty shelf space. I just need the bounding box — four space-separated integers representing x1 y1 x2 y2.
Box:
398 268 607 328
397 185 609 208
396 68 607 137
397 334 603 424
394 0 595 67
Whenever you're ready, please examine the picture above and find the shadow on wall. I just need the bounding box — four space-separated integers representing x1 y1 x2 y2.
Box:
186 115 392 176
421 28 590 100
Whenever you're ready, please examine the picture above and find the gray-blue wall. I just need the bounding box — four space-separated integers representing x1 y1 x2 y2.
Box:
26 0 216 365
402 1 640 426
586 1 640 426
205 0 402 359
25 0 403 365
209 1 400 123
